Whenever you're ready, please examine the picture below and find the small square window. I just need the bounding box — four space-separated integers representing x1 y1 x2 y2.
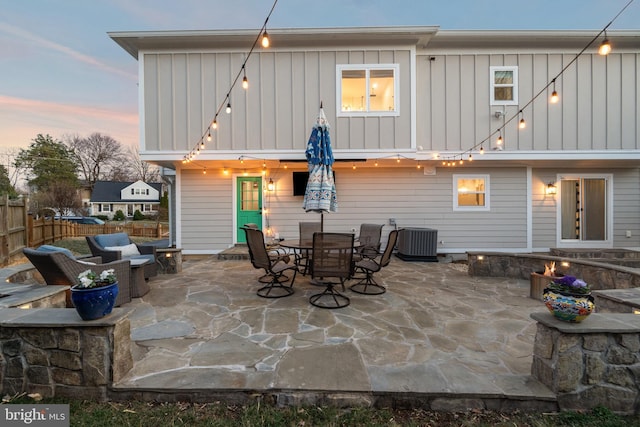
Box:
453 175 490 211
490 66 518 105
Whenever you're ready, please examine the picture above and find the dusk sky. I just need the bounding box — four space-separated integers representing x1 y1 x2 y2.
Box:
1 0 638 152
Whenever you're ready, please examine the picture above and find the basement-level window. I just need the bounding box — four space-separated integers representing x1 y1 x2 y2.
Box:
337 64 399 116
453 175 490 211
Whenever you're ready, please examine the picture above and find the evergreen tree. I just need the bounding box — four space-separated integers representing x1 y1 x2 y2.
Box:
14 134 78 191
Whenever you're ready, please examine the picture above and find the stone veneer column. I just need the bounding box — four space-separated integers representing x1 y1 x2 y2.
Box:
531 312 640 415
0 308 132 400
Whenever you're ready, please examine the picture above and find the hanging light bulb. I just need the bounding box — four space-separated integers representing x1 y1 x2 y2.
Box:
352 163 356 170
223 167 229 175
242 66 249 89
212 119 218 129
416 163 421 169
459 159 463 165
202 167 207 175
261 30 270 48
497 131 503 146
226 102 231 114
267 178 274 191
442 160 446 166
518 110 526 129
205 132 210 143
598 31 611 55
550 79 559 104
480 145 485 155
468 153 473 161
374 160 379 167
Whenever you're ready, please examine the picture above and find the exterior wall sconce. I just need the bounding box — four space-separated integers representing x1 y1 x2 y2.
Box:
546 183 557 196
267 178 274 191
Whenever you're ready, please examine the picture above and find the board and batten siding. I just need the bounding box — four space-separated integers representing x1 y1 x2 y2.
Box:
141 48 413 154
179 166 529 253
417 52 640 153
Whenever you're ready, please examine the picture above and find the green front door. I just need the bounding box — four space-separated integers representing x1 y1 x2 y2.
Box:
237 176 262 243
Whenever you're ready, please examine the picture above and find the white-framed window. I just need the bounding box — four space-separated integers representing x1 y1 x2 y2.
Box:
99 204 112 213
453 175 490 211
490 66 518 105
131 188 149 195
337 64 399 116
141 204 154 212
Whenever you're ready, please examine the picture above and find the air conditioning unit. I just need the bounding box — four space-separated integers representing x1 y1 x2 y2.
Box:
396 228 438 262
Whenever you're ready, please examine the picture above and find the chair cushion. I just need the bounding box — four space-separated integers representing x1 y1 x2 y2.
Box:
104 243 140 257
36 244 74 259
95 232 130 248
130 254 155 263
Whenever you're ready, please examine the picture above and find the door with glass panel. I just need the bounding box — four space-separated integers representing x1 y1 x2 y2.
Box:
236 176 262 243
560 177 609 244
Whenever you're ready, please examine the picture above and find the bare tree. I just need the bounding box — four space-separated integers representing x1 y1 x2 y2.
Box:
35 181 82 216
126 145 160 182
65 133 127 189
0 147 25 190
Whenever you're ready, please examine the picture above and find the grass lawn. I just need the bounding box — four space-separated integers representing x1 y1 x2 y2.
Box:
5 397 640 427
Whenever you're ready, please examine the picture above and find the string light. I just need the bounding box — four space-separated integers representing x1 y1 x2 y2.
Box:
183 0 278 166
496 131 503 146
599 31 611 55
242 65 249 89
550 79 559 104
518 110 526 129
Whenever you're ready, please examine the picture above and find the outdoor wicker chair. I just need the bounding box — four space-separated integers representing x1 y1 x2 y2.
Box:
296 222 322 275
86 232 158 279
309 232 355 309
354 223 384 260
350 229 398 295
23 247 133 307
243 226 297 298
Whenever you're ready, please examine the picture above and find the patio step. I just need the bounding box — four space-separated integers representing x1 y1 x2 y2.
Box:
217 244 249 260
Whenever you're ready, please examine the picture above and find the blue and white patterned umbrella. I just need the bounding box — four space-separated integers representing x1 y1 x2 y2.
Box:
302 104 338 220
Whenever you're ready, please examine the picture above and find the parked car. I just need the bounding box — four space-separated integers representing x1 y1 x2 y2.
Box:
59 216 105 225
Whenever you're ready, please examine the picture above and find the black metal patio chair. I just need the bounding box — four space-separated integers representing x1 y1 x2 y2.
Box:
354 223 384 260
242 226 297 298
350 229 398 295
309 232 354 309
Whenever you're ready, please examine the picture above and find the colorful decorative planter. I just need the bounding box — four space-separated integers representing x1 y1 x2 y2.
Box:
70 282 119 320
543 287 595 323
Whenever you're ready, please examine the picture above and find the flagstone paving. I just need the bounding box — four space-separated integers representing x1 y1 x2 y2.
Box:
114 255 556 409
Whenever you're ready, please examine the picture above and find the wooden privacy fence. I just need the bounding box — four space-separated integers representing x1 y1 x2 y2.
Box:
28 217 165 248
0 196 28 266
0 196 166 267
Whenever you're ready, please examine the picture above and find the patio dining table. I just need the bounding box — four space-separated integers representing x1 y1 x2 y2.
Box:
279 238 359 275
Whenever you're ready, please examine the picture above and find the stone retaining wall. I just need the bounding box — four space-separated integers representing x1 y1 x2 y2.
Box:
531 312 640 415
0 308 132 400
467 252 640 291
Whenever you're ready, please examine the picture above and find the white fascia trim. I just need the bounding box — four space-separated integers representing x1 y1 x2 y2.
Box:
416 150 640 161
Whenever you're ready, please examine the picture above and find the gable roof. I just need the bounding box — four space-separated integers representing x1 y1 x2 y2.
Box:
90 181 163 203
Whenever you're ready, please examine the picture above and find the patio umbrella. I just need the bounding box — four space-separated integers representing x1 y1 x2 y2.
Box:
302 102 337 230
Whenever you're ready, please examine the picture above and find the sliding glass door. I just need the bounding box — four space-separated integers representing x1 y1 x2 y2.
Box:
559 175 610 245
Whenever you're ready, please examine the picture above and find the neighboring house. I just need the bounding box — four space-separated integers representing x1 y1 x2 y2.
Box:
89 180 162 219
110 27 640 255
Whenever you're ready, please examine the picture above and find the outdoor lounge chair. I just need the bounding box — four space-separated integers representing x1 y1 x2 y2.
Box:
309 232 355 309
242 226 298 298
23 246 133 307
354 223 384 260
86 232 158 279
350 229 398 295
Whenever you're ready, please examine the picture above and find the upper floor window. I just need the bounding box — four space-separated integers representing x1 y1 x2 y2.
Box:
490 66 518 105
453 175 490 211
131 188 149 195
337 64 399 116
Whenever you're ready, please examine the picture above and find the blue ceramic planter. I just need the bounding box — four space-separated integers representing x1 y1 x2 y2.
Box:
70 282 119 320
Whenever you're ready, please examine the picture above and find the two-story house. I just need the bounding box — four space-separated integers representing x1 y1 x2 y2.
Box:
90 180 162 219
110 27 640 256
